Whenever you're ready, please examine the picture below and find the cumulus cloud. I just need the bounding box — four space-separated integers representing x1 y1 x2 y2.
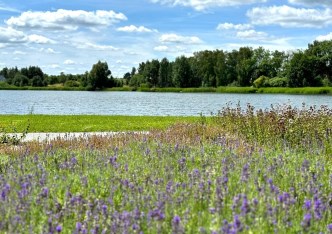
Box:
117 25 156 33
316 32 332 41
39 48 57 54
77 42 118 51
64 59 75 65
0 27 27 43
236 30 268 40
160 33 202 44
0 27 53 46
288 0 332 7
6 9 127 30
217 23 252 31
150 0 267 11
154 45 169 52
247 5 332 28
27 34 54 44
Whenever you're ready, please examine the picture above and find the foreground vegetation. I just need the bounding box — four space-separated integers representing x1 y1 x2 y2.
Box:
0 104 332 233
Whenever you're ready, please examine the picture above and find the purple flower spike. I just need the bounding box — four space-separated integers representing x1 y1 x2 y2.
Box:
56 225 62 233
301 213 311 230
303 199 312 210
233 215 243 232
76 222 82 231
172 215 181 225
327 223 332 233
241 195 250 215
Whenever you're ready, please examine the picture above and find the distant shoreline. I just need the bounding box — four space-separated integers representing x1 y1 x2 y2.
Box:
0 85 332 95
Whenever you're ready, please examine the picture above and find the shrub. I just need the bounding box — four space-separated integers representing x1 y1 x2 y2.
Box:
253 75 269 88
267 77 288 87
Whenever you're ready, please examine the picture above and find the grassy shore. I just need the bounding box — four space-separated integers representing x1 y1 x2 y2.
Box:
0 115 199 132
1 81 332 94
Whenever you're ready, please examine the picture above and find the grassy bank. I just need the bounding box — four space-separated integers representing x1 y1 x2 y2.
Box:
0 115 199 132
2 81 332 94
0 105 331 233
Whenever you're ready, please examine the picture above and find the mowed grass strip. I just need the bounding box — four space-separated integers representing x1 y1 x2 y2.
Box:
0 115 199 132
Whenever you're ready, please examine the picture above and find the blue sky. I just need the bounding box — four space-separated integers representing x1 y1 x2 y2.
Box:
0 0 331 77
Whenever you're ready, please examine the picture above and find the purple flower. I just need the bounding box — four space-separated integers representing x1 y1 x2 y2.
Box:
233 215 243 232
327 223 332 233
314 195 325 220
301 213 311 230
303 199 312 210
76 222 82 231
241 195 250 215
241 163 250 182
102 204 108 215
41 187 49 198
172 215 181 225
132 223 139 230
56 225 62 233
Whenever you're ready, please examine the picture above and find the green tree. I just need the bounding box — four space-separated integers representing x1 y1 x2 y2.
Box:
158 58 172 87
88 61 111 90
173 56 193 88
12 73 29 87
236 47 255 86
287 51 317 87
31 75 45 87
306 40 332 83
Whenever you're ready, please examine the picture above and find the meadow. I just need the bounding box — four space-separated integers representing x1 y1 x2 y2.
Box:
0 104 331 233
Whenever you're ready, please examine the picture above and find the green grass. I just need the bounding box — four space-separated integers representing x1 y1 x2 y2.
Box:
257 87 332 94
1 82 332 94
0 115 199 132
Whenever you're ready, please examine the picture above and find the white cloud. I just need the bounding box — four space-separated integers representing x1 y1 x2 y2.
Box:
0 27 54 45
77 42 118 51
217 23 252 31
27 34 54 44
150 0 267 11
236 30 268 40
13 50 26 55
288 0 332 7
49 64 60 69
64 59 75 65
6 9 127 30
160 33 203 44
316 32 332 41
154 45 169 52
117 25 156 33
0 27 27 43
247 5 332 28
39 48 57 54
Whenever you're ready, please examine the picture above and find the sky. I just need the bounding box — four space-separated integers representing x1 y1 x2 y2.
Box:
0 0 331 77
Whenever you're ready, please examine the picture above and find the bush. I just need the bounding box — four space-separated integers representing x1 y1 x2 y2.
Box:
266 77 288 87
64 80 80 87
253 75 269 88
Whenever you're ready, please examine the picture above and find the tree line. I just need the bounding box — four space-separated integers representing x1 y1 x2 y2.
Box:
1 40 331 90
0 61 121 90
125 40 332 88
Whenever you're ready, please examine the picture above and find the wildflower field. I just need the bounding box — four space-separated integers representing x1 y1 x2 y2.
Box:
0 104 331 233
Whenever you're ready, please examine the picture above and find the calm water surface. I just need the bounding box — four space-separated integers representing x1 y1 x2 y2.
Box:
1 90 331 116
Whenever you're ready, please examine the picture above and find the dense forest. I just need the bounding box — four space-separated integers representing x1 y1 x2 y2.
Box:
1 40 331 90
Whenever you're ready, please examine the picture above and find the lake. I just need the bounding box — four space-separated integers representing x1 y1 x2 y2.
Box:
0 90 331 116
